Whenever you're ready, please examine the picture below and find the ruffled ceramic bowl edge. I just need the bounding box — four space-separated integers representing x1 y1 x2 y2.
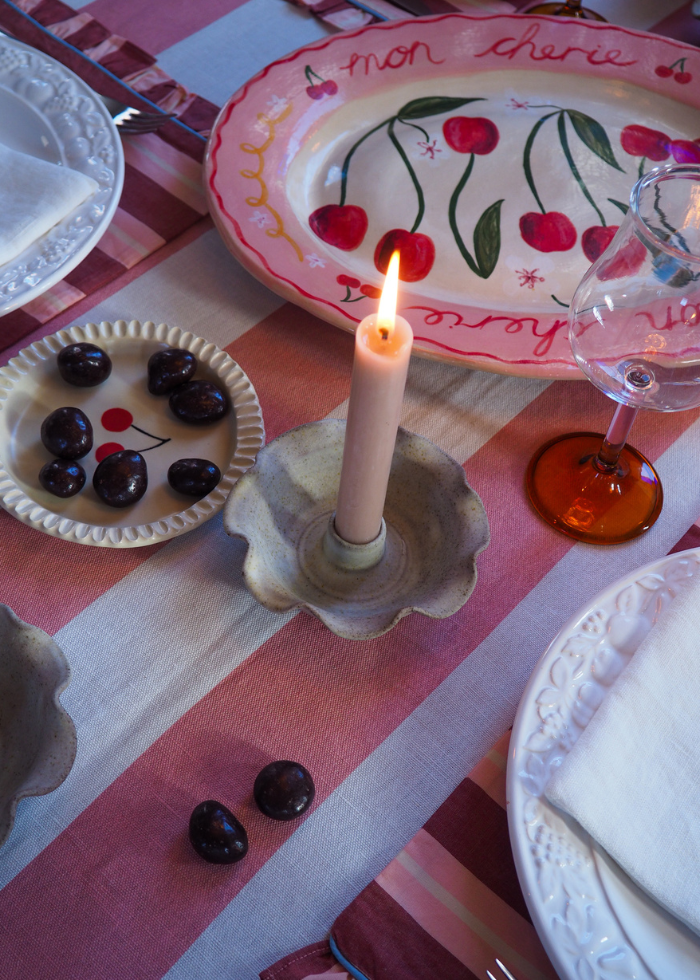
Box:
0 605 77 850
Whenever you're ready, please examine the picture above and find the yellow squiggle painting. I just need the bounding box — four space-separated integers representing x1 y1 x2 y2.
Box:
240 104 304 262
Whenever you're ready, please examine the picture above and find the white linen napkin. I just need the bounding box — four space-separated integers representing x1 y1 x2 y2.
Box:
545 574 700 937
0 141 99 266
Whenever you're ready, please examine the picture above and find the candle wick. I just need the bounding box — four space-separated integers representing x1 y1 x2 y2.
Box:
379 327 389 341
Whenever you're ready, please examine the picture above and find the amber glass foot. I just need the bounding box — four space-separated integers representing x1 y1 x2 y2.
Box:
524 2 607 19
525 432 663 544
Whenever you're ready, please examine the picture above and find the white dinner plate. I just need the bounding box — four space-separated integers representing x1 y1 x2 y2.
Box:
0 320 265 547
0 34 124 314
507 548 700 980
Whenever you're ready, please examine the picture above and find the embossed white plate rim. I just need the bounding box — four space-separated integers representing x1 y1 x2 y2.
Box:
507 548 700 980
0 35 124 314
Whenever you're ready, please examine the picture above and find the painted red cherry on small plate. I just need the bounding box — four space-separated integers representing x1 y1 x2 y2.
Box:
620 124 670 161
519 212 577 253
360 283 381 299
670 139 700 164
306 85 323 100
308 204 368 250
321 80 337 96
95 442 124 463
442 116 500 155
101 407 133 432
337 274 360 287
596 239 646 282
675 71 692 84
655 65 673 78
581 226 618 263
374 228 435 282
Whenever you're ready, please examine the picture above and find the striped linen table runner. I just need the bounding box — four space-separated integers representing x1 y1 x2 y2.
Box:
0 1 700 979
264 511 700 980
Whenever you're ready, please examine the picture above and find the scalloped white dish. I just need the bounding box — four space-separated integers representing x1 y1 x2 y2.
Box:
0 34 124 314
507 549 700 980
0 603 76 849
0 320 265 547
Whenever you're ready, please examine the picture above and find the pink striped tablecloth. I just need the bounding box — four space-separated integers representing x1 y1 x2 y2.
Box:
263 504 700 980
0 2 699 980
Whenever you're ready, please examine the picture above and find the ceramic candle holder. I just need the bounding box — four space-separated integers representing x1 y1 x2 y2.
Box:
222 420 489 640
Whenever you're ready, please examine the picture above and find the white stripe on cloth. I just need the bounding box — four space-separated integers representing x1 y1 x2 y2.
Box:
161 416 700 980
0 356 544 891
156 0 332 108
71 227 285 348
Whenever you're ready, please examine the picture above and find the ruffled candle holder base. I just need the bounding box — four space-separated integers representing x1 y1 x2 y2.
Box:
223 420 489 640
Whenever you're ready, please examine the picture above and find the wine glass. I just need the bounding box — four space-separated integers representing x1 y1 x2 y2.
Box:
526 164 700 545
523 0 606 20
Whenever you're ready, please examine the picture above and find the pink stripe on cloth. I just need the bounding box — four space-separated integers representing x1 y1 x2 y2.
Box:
97 207 167 268
399 830 556 977
21 281 86 322
465 738 508 810
377 854 542 980
336 879 482 980
83 0 255 56
0 385 698 979
121 137 209 214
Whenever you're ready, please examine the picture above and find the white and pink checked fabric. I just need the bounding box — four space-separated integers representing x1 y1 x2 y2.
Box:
0 2 699 979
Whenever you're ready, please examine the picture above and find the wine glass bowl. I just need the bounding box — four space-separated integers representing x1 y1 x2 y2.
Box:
526 165 700 545
570 165 700 413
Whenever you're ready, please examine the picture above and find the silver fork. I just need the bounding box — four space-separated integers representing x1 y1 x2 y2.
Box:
0 29 174 135
100 95 175 135
487 959 518 980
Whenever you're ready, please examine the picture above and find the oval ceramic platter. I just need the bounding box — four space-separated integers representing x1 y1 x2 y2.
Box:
205 14 700 379
0 320 265 547
507 548 700 980
0 35 124 314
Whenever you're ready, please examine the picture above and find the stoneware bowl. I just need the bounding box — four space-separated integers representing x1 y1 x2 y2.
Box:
223 419 490 640
0 604 77 849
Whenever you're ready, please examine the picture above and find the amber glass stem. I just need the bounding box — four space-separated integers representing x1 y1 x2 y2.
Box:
595 402 639 470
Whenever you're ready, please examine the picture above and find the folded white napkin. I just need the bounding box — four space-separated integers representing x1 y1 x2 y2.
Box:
0 141 99 266
545 574 700 936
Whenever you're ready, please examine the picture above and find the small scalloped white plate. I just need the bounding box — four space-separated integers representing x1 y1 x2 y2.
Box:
0 35 124 314
0 320 265 547
507 548 700 980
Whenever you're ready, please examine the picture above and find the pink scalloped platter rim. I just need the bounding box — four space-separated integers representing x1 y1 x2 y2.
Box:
205 13 700 379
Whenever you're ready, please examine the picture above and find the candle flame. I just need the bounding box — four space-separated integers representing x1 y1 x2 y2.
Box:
377 251 400 340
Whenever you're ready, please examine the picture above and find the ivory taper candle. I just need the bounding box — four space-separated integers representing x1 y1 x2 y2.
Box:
334 252 413 545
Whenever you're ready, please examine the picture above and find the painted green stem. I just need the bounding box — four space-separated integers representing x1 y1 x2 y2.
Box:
339 118 392 206
447 153 480 276
399 119 430 142
523 111 559 214
387 117 425 233
557 113 605 225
